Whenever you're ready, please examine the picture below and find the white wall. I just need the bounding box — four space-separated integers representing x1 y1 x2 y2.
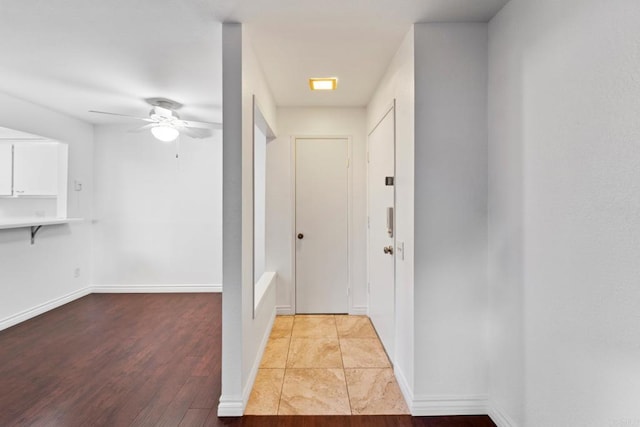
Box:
487 2 525 424
241 25 278 407
253 125 267 282
413 23 489 410
267 107 367 315
0 92 93 329
219 23 278 416
91 125 222 289
366 26 415 399
489 1 640 426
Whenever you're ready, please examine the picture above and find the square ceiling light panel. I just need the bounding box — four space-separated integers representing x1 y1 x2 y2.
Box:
309 78 338 91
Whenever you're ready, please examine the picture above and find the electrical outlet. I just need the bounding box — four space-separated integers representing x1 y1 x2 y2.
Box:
74 268 80 278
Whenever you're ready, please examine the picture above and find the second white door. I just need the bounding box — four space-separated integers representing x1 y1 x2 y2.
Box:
368 107 395 359
295 137 349 314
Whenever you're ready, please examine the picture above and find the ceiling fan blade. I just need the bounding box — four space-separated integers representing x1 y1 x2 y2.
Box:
127 124 156 133
179 127 213 139
180 119 223 130
89 110 154 122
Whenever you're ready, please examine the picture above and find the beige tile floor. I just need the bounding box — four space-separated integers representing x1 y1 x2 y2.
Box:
245 315 410 415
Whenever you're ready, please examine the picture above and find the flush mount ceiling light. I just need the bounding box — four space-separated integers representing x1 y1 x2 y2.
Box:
151 124 180 142
309 77 338 91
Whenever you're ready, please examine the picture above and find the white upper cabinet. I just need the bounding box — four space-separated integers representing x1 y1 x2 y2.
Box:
13 143 59 196
0 144 12 196
0 127 71 226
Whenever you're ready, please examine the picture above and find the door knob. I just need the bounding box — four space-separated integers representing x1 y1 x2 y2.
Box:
383 245 394 255
297 233 304 240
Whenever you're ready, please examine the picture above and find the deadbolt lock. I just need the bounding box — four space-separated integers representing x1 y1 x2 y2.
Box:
383 245 394 255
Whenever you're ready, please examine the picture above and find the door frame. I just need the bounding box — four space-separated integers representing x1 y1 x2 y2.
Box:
366 100 396 357
290 135 353 314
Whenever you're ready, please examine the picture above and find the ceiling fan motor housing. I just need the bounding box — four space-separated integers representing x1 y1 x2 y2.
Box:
145 98 183 123
150 106 180 121
145 97 183 111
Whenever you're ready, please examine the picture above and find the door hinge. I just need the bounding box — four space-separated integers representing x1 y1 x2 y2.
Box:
367 216 370 229
367 151 370 163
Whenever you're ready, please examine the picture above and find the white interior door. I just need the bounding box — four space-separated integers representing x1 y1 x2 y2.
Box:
368 107 395 359
295 137 349 314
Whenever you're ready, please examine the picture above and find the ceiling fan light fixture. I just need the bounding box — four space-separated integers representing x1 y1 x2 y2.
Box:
151 125 179 142
89 97 220 141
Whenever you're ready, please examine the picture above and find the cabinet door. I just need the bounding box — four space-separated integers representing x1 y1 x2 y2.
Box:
13 143 58 196
0 144 12 196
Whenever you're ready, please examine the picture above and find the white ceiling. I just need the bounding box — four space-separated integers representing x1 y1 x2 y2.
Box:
0 0 508 124
0 126 48 140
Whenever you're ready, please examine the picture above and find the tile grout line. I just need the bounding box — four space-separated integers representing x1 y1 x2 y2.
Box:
268 314 401 416
276 315 296 415
335 315 355 415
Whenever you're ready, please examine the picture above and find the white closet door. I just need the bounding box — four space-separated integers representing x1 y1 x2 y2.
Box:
295 137 349 314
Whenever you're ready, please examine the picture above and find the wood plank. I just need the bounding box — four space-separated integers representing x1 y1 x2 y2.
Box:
179 408 210 427
153 375 206 427
190 370 220 409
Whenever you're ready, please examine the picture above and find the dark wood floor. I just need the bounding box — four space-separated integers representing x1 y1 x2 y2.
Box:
0 293 495 427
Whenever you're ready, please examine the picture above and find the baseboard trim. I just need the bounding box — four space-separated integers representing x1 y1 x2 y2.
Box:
242 305 277 408
394 365 413 412
0 286 92 331
91 284 222 293
488 402 518 427
217 397 244 417
276 305 293 315
391 368 489 418
349 305 368 315
410 394 488 416
275 305 367 316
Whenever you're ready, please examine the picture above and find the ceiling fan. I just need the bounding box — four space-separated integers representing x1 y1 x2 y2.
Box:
89 98 222 142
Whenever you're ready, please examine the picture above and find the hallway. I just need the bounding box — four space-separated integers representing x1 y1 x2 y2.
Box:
246 315 409 415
